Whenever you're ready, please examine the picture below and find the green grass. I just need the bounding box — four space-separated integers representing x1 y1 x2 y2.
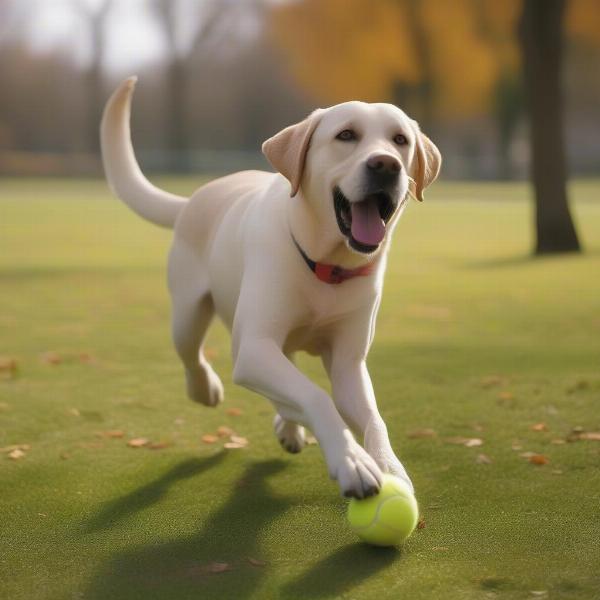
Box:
1 177 600 600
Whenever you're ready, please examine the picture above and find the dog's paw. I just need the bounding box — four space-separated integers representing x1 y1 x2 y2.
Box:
185 364 224 407
369 449 414 495
328 438 383 499
273 413 305 454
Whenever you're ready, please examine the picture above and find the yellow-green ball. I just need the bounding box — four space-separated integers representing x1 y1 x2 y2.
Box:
347 474 419 546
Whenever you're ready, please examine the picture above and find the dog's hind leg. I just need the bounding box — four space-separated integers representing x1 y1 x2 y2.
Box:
169 241 224 407
272 354 306 453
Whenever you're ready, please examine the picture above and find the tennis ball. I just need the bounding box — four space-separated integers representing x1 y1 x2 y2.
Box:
347 474 418 546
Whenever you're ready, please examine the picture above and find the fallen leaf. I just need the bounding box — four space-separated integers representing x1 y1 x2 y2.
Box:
229 435 248 446
530 591 548 597
60 452 70 460
480 375 503 388
127 438 149 448
445 437 483 447
201 434 218 444
417 518 426 530
40 351 61 365
552 469 563 475
206 562 232 574
528 454 549 466
0 356 18 379
78 352 96 364
1 444 30 453
574 431 600 441
204 347 218 361
224 442 246 449
471 423 484 432
530 423 548 432
519 451 536 458
8 449 26 460
174 417 185 426
100 430 125 439
497 391 514 402
306 436 318 445
551 438 566 445
247 557 266 567
407 428 437 439
148 441 171 450
226 407 243 417
476 453 493 464
216 426 234 437
68 408 81 417
511 441 523 451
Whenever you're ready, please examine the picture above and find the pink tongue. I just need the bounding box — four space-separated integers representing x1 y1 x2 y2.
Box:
350 199 385 246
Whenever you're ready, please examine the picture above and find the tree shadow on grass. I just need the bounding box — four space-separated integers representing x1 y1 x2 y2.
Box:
282 543 400 600
85 453 227 533
84 458 292 600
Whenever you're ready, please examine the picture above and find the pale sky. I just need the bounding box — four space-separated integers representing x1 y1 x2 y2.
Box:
8 0 275 75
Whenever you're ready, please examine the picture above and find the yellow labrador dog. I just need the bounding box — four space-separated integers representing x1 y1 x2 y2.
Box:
101 77 441 499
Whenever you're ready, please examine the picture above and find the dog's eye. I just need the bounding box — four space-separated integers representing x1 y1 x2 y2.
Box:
393 133 408 146
336 129 357 142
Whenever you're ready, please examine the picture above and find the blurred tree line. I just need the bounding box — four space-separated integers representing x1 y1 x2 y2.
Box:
0 0 599 186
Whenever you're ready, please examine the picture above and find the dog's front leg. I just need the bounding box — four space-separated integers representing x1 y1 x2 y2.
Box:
232 337 383 498
325 334 414 493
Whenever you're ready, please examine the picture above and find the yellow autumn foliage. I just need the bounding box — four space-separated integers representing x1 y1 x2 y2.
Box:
269 0 599 118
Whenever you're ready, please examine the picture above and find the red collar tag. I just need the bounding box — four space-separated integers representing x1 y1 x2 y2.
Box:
291 233 373 284
314 262 373 284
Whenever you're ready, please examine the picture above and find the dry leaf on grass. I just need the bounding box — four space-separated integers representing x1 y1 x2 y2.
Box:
0 356 18 379
568 429 600 442
147 441 170 450
226 407 243 417
445 437 483 447
407 428 437 439
40 351 62 365
216 426 234 437
306 436 318 445
8 449 26 460
528 453 549 465
497 391 514 402
247 557 266 567
99 430 125 439
78 352 96 364
1 444 31 453
417 518 426 530
480 375 503 388
530 423 548 432
206 562 232 574
204 347 218 361
229 435 248 446
201 434 218 444
476 453 493 464
224 442 246 449
551 438 566 445
127 438 149 448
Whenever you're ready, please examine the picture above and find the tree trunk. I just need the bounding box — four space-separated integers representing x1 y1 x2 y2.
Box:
518 0 581 254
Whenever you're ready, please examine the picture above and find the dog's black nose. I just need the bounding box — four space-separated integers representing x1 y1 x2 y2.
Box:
366 154 401 181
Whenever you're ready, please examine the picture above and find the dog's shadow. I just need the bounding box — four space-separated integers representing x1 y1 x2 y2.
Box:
83 455 400 599
84 456 291 599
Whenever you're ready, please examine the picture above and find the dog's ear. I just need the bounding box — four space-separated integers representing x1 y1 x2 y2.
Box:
262 110 323 197
410 123 441 202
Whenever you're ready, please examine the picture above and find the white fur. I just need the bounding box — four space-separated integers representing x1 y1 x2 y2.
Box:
101 77 440 498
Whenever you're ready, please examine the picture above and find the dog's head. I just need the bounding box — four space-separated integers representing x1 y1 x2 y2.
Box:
263 102 441 255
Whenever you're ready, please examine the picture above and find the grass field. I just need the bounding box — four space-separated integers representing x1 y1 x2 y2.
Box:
1 177 599 600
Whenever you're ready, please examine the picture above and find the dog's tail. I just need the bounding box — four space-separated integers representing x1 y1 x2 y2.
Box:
100 76 186 229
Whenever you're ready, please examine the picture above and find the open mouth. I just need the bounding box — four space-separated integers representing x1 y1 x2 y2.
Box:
333 186 397 253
